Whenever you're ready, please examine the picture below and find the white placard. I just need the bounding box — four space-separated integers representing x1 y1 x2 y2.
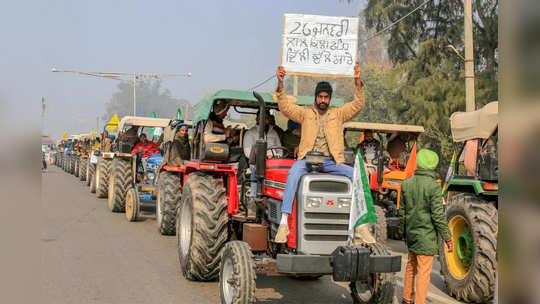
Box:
281 14 359 77
90 154 98 164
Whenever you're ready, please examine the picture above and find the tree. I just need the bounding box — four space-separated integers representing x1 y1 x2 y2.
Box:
102 79 189 121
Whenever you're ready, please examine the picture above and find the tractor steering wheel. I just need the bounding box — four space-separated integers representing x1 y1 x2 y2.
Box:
267 146 289 159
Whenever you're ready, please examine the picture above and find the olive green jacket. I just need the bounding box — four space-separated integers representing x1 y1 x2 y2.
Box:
399 169 451 255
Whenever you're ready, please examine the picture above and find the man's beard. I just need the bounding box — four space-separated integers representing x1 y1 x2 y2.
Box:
315 102 328 110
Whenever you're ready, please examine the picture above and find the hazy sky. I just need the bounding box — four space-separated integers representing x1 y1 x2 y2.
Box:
1 0 364 139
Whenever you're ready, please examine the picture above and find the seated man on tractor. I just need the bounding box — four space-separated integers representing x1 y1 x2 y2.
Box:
131 133 160 158
281 120 301 158
203 99 234 144
243 109 282 197
274 61 366 243
355 129 380 174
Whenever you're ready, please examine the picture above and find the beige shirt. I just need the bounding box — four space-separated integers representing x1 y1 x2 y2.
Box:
313 112 330 157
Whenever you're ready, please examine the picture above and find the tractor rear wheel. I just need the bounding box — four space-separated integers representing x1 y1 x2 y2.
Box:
157 171 181 235
95 158 112 198
108 158 132 212
439 193 497 303
86 162 93 186
219 241 256 304
74 158 80 177
370 205 387 243
176 173 228 281
90 167 97 193
350 242 396 304
79 158 87 181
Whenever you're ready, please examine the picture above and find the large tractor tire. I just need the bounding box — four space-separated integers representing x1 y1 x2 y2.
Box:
439 193 497 303
79 158 87 181
74 158 80 177
157 171 181 235
85 162 93 186
89 167 97 193
95 158 112 198
70 156 76 175
108 158 132 212
350 242 396 304
370 205 387 243
219 241 256 304
176 173 228 281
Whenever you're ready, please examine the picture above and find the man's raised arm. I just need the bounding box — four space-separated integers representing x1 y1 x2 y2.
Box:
276 66 305 123
339 61 365 122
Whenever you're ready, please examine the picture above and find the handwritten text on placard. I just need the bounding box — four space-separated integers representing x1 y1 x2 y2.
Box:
281 14 359 77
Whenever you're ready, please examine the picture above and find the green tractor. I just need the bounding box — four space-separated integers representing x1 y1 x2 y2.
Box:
439 101 498 303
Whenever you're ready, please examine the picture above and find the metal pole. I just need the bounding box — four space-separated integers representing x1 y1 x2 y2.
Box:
133 74 137 116
96 116 99 131
293 75 298 96
464 0 475 112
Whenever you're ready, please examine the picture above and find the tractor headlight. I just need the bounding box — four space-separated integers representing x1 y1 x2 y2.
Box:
306 196 322 208
337 197 351 209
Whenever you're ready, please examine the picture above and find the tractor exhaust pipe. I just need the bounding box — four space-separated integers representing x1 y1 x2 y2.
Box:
252 92 267 196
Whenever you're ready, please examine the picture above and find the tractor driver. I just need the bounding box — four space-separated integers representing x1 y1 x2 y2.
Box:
274 61 366 243
131 133 160 158
203 99 234 144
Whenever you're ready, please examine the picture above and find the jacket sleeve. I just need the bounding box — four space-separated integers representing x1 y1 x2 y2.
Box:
337 85 365 122
430 182 452 241
243 128 256 158
276 88 305 123
399 184 406 238
131 143 141 154
203 119 226 143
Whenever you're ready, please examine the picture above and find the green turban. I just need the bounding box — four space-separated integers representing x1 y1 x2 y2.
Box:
416 149 439 170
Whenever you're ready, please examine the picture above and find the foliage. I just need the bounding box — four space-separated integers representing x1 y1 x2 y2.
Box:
102 79 189 121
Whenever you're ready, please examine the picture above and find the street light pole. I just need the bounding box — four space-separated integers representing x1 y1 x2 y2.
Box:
133 74 137 116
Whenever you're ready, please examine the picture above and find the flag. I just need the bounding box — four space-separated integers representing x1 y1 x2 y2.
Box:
177 108 182 120
442 150 457 194
106 114 119 131
150 112 157 137
62 131 67 139
348 150 378 243
404 142 417 178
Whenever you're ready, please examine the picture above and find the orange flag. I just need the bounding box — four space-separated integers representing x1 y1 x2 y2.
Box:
404 142 417 178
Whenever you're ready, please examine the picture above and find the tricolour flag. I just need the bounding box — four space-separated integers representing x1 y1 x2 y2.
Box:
348 150 378 243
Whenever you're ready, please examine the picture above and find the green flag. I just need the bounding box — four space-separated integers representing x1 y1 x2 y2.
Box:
348 150 378 242
177 108 182 120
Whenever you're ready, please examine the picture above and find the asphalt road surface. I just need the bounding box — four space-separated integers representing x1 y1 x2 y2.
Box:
42 166 463 304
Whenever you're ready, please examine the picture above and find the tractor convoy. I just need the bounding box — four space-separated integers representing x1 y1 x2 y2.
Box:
52 93 498 304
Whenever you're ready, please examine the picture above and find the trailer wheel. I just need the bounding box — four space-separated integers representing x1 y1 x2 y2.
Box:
177 173 228 281
439 193 497 303
125 187 140 222
108 158 131 212
74 158 80 177
350 242 396 304
86 162 93 186
157 171 181 235
219 241 256 304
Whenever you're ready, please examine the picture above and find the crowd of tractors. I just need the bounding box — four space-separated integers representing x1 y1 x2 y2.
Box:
51 89 498 304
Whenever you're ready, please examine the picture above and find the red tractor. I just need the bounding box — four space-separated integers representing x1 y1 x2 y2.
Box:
167 90 401 304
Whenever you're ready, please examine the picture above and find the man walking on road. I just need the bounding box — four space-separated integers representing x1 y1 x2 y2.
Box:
399 149 453 304
274 61 365 243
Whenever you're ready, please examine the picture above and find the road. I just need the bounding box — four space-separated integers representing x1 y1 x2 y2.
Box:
42 166 462 304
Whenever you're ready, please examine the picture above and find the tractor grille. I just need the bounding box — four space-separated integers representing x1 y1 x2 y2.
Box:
296 174 353 255
309 180 349 193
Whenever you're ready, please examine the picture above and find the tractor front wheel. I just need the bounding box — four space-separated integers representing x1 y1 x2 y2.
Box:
219 241 256 304
125 187 140 222
176 173 228 281
95 158 112 198
349 242 396 304
79 158 87 181
439 193 497 303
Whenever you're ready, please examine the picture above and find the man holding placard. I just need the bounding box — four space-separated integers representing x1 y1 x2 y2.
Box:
273 61 365 243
